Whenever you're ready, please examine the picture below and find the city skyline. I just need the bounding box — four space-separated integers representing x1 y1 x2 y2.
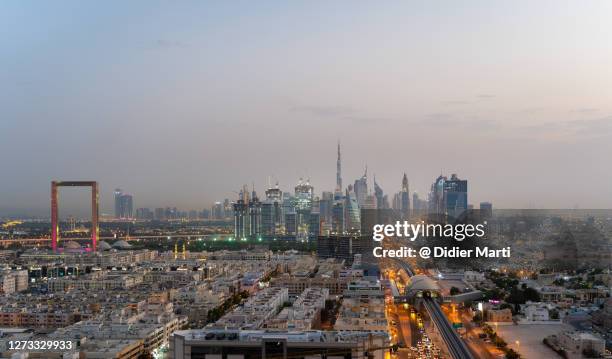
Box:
2 3 611 359
2 1 612 215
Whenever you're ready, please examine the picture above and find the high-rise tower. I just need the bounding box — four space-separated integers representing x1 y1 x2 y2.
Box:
354 166 368 207
374 175 384 209
336 141 342 194
402 173 409 192
114 188 133 219
400 173 410 219
114 188 122 218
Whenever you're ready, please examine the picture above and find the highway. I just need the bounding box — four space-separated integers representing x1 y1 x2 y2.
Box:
393 258 475 359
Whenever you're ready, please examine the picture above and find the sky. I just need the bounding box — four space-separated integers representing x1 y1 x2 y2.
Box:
1 1 612 217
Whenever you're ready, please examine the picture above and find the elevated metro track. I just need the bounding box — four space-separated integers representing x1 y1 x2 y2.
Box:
392 258 475 359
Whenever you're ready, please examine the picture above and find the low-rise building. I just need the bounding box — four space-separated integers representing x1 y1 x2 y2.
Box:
557 331 606 358
335 277 387 332
0 270 28 295
170 329 389 359
521 302 551 321
213 287 288 330
486 308 513 322
266 288 328 331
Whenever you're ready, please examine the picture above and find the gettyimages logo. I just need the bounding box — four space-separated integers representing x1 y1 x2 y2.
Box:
365 209 510 260
372 221 487 242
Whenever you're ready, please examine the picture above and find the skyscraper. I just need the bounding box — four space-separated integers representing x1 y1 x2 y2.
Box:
444 174 468 220
400 173 410 219
233 198 247 239
114 189 133 219
332 200 345 235
114 188 122 218
373 175 384 209
212 202 223 220
248 190 261 238
294 178 314 239
353 167 368 207
428 174 468 220
233 186 263 239
282 191 294 233
428 175 447 217
335 141 343 198
319 191 334 234
261 182 283 237
344 188 361 234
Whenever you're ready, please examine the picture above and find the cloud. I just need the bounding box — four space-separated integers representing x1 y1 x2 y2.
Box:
566 116 612 136
290 105 353 117
440 100 470 105
513 116 612 142
570 107 599 115
421 113 456 126
419 113 500 130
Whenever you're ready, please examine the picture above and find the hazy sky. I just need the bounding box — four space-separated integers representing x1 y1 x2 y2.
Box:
2 1 612 217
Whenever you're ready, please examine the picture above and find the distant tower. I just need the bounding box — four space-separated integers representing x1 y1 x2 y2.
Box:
402 173 409 192
480 201 493 219
248 188 261 238
400 173 410 219
354 166 368 207
233 192 248 240
336 141 342 194
114 189 123 219
294 178 314 239
374 175 384 209
114 188 133 219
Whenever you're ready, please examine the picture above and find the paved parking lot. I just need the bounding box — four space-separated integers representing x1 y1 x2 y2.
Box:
495 323 573 358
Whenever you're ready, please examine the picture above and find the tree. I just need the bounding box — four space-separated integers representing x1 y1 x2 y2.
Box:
553 278 566 286
494 337 507 348
549 309 560 320
505 348 520 359
523 287 540 302
506 287 525 304
450 286 461 295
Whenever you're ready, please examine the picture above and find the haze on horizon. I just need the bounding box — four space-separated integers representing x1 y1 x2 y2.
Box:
1 1 612 217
